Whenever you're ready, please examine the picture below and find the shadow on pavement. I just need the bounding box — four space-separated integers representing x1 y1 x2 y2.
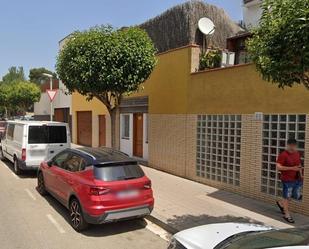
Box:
207 190 309 227
1 159 37 178
166 213 264 231
42 193 147 237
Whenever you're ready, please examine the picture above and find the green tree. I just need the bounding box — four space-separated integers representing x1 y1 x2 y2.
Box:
247 0 309 88
7 81 41 113
56 25 157 147
2 66 25 84
0 85 9 117
29 67 57 85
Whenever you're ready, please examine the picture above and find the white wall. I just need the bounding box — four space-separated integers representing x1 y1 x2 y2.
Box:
34 92 50 116
243 0 262 29
53 80 72 114
120 113 133 156
143 113 149 160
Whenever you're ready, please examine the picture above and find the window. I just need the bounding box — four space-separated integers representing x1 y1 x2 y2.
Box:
196 115 242 186
94 163 145 181
261 114 306 196
121 115 130 139
7 124 15 140
64 154 86 172
52 152 70 169
28 126 67 144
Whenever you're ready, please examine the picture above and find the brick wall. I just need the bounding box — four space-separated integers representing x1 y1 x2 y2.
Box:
148 113 309 216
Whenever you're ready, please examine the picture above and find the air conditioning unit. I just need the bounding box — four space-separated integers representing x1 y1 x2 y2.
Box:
221 51 235 67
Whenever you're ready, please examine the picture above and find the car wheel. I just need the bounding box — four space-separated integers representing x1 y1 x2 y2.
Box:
13 158 22 175
37 172 47 196
70 198 88 232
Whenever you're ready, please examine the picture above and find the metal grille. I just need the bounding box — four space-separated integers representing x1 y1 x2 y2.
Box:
261 114 306 196
196 115 242 186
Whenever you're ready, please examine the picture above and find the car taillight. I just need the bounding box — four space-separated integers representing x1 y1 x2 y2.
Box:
89 186 110 196
21 148 26 161
144 181 152 189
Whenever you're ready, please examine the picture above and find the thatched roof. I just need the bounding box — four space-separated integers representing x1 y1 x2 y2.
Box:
139 0 243 53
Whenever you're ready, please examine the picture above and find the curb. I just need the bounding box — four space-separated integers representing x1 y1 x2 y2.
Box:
146 215 179 235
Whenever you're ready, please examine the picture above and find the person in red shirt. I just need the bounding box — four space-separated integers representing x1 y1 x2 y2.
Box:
276 138 303 223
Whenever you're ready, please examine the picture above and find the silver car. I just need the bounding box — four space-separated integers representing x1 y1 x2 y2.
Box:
168 223 309 249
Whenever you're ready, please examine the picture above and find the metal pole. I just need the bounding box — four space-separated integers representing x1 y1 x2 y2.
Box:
50 77 53 121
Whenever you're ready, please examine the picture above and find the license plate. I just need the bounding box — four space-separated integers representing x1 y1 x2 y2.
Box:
117 190 139 199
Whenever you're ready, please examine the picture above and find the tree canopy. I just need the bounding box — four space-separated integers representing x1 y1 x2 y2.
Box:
2 66 25 84
29 67 57 85
56 25 156 147
7 81 41 112
56 25 157 112
247 0 309 89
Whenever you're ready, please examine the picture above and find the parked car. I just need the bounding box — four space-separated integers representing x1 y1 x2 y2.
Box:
0 121 71 174
37 147 154 231
167 223 309 249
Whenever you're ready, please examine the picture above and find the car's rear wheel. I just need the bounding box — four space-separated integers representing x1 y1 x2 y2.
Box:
13 158 22 175
37 172 47 196
70 198 88 232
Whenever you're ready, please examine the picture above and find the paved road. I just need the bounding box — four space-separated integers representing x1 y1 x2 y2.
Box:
0 160 168 249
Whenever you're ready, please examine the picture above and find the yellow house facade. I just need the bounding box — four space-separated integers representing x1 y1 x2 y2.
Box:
71 45 309 216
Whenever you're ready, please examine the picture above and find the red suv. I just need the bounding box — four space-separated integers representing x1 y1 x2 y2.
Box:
37 147 154 231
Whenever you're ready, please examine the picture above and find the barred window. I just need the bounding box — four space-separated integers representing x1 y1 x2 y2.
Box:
196 115 242 186
261 114 306 196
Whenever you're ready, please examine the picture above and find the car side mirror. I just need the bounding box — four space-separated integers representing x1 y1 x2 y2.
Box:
47 160 53 167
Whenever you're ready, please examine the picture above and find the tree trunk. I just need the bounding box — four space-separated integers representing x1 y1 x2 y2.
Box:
109 108 118 149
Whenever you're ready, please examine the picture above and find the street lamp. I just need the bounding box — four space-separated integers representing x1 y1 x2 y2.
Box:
43 73 53 121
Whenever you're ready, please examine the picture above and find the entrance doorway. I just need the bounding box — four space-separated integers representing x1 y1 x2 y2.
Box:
133 113 143 158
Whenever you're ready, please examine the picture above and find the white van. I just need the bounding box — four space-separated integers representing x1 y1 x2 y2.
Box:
0 121 71 174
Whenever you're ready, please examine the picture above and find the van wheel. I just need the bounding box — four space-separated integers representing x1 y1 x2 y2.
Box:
13 158 22 175
69 198 88 232
37 172 47 196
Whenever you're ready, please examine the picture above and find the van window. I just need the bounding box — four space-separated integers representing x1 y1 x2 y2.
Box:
7 124 15 140
13 125 23 142
28 126 67 144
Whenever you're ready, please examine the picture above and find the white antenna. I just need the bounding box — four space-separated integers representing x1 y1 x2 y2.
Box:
198 17 216 52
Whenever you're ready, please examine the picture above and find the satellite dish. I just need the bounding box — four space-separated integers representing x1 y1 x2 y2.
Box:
198 17 215 35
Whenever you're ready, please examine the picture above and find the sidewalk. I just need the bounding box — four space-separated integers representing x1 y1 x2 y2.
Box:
142 166 309 232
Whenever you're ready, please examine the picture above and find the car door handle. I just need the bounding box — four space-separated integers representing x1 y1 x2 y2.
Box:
50 150 54 154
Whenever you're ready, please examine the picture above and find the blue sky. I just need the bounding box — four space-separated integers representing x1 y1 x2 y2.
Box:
0 0 242 79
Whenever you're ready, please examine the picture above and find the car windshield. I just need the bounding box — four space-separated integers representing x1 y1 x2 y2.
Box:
28 125 67 144
215 226 309 249
93 163 145 181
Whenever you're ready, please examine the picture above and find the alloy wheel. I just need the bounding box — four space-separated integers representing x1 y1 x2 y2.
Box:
70 200 81 228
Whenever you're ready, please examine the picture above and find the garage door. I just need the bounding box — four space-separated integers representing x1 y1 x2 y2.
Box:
77 111 92 146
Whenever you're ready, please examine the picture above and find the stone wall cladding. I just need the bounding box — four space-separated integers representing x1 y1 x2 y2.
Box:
148 113 309 216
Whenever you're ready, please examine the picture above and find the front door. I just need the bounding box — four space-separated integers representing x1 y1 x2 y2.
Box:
133 113 143 158
77 111 92 147
98 115 106 147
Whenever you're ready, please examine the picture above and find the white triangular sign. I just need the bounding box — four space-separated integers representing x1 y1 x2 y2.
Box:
47 89 57 102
